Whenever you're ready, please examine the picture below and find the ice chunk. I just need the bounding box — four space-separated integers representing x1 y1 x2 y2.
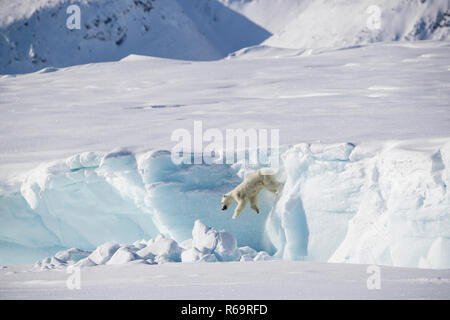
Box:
107 247 139 265
199 254 218 262
88 242 120 265
132 239 147 250
253 251 273 261
181 247 203 263
215 231 240 261
37 256 67 270
181 247 218 263
136 247 156 260
65 152 104 170
155 255 172 264
142 234 182 262
239 246 258 256
240 254 254 262
179 239 193 250
420 237 450 269
74 257 97 268
54 248 91 263
192 220 219 254
189 220 241 261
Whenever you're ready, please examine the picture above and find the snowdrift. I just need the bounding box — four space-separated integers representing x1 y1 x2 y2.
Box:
1 140 449 269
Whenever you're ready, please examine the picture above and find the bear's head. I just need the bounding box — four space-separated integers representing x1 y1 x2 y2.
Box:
221 193 234 211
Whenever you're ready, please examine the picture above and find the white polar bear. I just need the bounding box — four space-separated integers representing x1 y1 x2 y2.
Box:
221 169 282 219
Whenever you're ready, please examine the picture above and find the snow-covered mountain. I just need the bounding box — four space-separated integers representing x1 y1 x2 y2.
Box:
263 0 450 49
1 0 449 74
0 0 271 74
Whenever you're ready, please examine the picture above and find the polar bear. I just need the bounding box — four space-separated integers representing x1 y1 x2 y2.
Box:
221 169 282 219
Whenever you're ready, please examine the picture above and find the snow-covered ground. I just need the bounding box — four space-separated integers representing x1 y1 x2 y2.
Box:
1 260 449 299
1 0 450 299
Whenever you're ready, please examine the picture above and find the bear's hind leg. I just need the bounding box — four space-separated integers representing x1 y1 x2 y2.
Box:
249 195 260 214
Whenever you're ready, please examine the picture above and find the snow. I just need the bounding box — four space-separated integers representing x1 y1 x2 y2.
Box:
106 246 138 265
54 248 91 262
1 40 450 181
143 234 182 262
87 242 119 265
190 220 240 261
264 0 450 50
1 260 449 299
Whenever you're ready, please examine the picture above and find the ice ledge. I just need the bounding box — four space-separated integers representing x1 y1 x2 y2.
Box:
1 139 450 268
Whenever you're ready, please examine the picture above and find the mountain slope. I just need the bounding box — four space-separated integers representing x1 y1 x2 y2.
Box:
0 0 270 74
264 0 450 50
2 0 449 74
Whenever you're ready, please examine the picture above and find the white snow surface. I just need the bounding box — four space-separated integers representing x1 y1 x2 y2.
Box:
1 260 449 299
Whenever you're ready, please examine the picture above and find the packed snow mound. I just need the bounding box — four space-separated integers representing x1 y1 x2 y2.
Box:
0 0 270 74
264 0 450 50
1 140 450 269
34 220 271 269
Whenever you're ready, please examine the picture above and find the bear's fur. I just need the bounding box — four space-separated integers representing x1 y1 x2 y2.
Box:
221 169 282 219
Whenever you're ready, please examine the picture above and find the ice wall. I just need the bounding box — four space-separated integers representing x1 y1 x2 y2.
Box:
1 140 449 268
329 141 450 269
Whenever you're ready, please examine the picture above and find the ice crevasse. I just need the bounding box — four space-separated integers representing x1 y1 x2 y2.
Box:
0 139 449 268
